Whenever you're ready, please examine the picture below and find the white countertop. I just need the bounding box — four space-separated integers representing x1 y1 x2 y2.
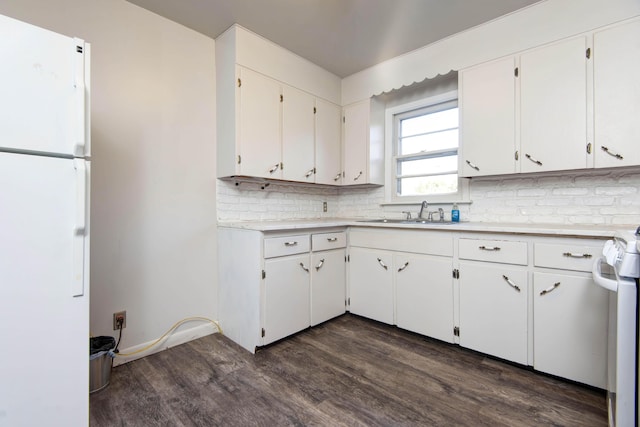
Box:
217 218 634 238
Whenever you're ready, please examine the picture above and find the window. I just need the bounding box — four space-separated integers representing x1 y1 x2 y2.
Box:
385 91 468 203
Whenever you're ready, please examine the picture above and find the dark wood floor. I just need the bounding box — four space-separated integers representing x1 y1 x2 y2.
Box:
90 314 607 426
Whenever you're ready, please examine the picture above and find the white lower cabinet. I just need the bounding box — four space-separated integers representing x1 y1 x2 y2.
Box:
263 253 310 345
533 272 608 388
311 244 346 326
532 240 608 388
459 263 529 365
348 247 394 324
395 253 454 343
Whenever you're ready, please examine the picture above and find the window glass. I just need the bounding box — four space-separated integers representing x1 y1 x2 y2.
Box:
392 100 459 199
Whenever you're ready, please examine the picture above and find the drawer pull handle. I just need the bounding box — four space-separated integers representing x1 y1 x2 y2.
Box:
315 259 325 271
327 237 338 242
305 168 315 178
479 245 501 251
334 173 341 182
502 275 521 292
377 258 388 270
299 262 309 273
269 163 280 174
540 282 561 296
397 262 409 272
562 252 592 259
525 153 543 166
353 171 363 181
601 146 624 160
284 241 298 247
465 160 480 171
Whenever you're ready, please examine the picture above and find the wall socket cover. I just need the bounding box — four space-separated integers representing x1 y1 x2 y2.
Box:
113 311 127 330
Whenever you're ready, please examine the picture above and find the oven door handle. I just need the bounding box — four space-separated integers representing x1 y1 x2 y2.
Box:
591 256 618 292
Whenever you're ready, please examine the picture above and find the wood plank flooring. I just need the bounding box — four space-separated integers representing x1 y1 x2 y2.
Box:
90 314 607 426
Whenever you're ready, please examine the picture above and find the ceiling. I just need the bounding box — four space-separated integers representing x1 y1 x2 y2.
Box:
126 0 542 78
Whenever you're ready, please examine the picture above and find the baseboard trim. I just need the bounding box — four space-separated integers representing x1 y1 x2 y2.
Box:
113 322 217 366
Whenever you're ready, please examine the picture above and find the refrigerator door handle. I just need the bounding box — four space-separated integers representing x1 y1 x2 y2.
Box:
73 38 86 157
72 159 86 297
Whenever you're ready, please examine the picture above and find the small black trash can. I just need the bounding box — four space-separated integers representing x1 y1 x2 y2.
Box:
90 336 116 393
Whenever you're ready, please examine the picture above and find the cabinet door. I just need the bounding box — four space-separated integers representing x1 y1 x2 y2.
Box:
348 247 393 324
342 100 369 185
238 67 282 179
459 262 528 364
533 272 608 388
263 253 310 345
460 57 517 177
593 19 640 168
395 254 454 343
282 85 316 182
311 249 346 326
520 37 588 173
315 99 342 185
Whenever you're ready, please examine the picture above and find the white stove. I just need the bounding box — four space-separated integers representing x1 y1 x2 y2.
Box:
593 227 639 427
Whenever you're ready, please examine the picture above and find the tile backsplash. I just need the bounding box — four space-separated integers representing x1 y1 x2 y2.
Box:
217 168 640 226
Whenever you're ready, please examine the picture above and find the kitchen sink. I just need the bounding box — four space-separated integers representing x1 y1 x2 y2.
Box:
357 219 455 225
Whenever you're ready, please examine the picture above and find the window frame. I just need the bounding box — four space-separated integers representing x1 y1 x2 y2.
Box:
384 90 469 205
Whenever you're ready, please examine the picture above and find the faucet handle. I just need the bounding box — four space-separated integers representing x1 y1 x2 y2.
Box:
402 211 412 220
438 208 445 221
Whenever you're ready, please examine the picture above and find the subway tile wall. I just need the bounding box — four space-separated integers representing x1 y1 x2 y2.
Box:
217 169 640 225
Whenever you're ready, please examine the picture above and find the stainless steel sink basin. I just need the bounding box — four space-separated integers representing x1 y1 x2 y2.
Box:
357 219 455 225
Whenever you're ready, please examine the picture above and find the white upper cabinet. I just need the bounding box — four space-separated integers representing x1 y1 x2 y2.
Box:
593 18 640 168
282 85 315 182
315 99 342 185
520 37 589 173
342 98 384 186
237 67 282 179
216 25 342 184
459 57 517 177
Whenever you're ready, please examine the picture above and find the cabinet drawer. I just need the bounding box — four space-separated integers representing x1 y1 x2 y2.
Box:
459 238 528 265
264 234 310 258
534 242 602 272
312 232 346 251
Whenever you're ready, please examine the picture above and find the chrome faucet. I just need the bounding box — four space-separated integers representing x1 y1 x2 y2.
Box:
418 200 428 219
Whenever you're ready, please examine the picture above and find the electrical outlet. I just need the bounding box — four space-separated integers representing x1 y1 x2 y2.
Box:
113 311 126 330
323 201 327 212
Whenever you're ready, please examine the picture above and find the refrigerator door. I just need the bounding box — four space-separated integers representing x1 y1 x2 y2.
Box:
0 152 89 426
0 14 87 158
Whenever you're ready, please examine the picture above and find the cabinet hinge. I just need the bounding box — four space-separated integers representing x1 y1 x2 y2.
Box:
514 67 519 77
343 116 345 123
261 328 265 338
237 155 241 164
587 143 592 154
348 297 351 306
454 326 460 337
280 162 283 170
586 48 591 59
347 254 350 262
313 107 317 114
76 45 83 53
237 78 241 87
262 270 266 279
514 151 519 161
452 269 459 279
280 94 283 102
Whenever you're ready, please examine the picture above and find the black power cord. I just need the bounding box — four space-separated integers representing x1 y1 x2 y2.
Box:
114 318 124 354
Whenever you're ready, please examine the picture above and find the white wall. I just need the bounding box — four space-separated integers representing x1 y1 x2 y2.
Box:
0 1 218 358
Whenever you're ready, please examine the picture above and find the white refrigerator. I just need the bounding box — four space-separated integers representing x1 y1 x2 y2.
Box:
0 14 91 426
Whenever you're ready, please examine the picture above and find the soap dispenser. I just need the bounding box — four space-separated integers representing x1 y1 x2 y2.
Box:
451 203 460 222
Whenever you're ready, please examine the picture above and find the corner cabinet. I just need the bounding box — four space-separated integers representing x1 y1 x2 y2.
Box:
218 227 346 353
342 98 385 186
216 25 342 184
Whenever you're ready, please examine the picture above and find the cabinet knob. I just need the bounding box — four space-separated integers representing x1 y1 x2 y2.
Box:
315 259 325 271
525 153 543 166
562 252 592 259
601 146 624 160
376 257 388 270
353 171 363 181
465 160 480 171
